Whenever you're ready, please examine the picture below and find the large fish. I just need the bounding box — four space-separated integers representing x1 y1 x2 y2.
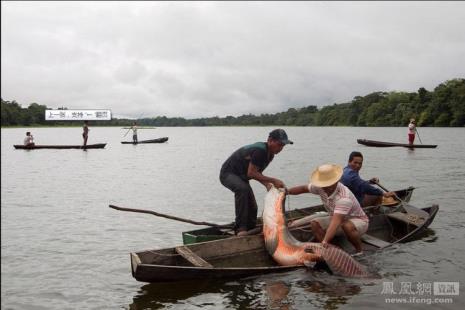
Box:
262 185 370 278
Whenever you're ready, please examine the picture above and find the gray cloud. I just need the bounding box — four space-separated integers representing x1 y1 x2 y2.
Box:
2 2 464 119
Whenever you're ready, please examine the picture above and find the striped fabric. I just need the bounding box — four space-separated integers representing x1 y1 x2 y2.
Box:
308 182 368 222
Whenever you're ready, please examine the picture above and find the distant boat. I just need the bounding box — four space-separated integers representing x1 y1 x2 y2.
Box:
357 139 437 148
122 127 157 129
14 143 107 150
121 137 168 144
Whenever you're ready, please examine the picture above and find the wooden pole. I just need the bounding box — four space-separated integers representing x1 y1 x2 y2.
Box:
373 182 429 219
109 205 234 228
415 128 423 144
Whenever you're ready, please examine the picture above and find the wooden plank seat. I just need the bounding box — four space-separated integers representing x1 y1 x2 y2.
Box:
361 234 391 248
175 246 213 268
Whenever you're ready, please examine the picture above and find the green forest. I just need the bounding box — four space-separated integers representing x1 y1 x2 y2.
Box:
2 78 464 127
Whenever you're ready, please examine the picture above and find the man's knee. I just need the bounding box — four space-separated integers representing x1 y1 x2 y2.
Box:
341 221 359 236
310 220 323 232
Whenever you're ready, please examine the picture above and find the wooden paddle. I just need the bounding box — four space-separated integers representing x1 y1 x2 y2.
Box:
373 181 429 219
109 204 234 228
122 128 131 137
415 128 423 144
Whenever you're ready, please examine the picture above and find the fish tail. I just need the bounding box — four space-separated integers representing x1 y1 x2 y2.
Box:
322 245 369 277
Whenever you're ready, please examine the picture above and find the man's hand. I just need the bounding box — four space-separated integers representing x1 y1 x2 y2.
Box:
369 177 379 184
383 191 396 198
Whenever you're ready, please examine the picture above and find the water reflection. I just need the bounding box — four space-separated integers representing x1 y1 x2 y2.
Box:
265 281 291 310
300 279 362 310
417 228 437 242
129 269 367 309
129 279 224 309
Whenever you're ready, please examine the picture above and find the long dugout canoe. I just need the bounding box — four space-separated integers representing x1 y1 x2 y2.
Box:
130 204 439 283
357 139 437 148
121 137 168 144
14 143 107 149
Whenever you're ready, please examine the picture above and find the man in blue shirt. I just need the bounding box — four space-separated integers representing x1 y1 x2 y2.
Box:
220 129 293 236
340 151 395 207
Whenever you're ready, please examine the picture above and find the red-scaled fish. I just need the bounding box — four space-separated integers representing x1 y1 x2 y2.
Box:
262 185 370 277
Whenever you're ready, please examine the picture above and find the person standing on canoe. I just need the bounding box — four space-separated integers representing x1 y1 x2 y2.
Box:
131 121 138 143
24 131 35 146
340 151 396 207
220 129 293 236
82 121 89 147
287 164 368 255
408 118 417 145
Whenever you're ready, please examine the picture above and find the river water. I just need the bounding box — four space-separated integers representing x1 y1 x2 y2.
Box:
1 126 464 309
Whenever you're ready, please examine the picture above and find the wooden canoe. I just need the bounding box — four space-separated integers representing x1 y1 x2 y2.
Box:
121 137 168 144
122 127 156 129
357 139 437 148
14 143 107 149
182 186 415 245
130 204 438 283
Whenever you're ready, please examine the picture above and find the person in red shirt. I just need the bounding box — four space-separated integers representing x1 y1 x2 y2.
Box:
408 118 416 145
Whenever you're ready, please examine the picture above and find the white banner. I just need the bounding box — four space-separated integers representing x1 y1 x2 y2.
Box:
45 110 112 121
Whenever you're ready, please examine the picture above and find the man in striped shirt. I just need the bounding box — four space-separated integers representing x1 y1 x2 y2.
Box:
287 164 368 255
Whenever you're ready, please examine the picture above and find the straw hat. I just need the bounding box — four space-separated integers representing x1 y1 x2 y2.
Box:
382 196 399 206
310 164 343 187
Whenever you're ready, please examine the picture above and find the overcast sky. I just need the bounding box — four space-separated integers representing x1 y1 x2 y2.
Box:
2 2 464 119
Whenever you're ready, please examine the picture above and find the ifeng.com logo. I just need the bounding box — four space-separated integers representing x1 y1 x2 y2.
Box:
381 281 458 305
434 282 460 296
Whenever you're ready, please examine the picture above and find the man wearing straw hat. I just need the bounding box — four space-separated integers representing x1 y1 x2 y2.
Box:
287 164 368 255
220 129 293 236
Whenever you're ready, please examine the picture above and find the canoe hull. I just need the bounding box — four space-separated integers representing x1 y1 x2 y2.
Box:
131 250 300 283
121 137 168 144
131 235 301 283
14 143 106 149
357 139 437 148
131 204 438 283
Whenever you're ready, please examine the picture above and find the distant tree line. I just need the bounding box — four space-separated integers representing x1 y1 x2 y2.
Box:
2 78 464 127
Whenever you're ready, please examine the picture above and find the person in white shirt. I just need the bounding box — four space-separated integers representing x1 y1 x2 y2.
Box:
24 131 35 146
287 164 368 255
131 122 138 143
408 118 416 145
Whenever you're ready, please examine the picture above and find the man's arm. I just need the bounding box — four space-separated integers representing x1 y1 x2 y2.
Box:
322 213 344 244
247 163 284 190
349 172 383 196
287 185 310 195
